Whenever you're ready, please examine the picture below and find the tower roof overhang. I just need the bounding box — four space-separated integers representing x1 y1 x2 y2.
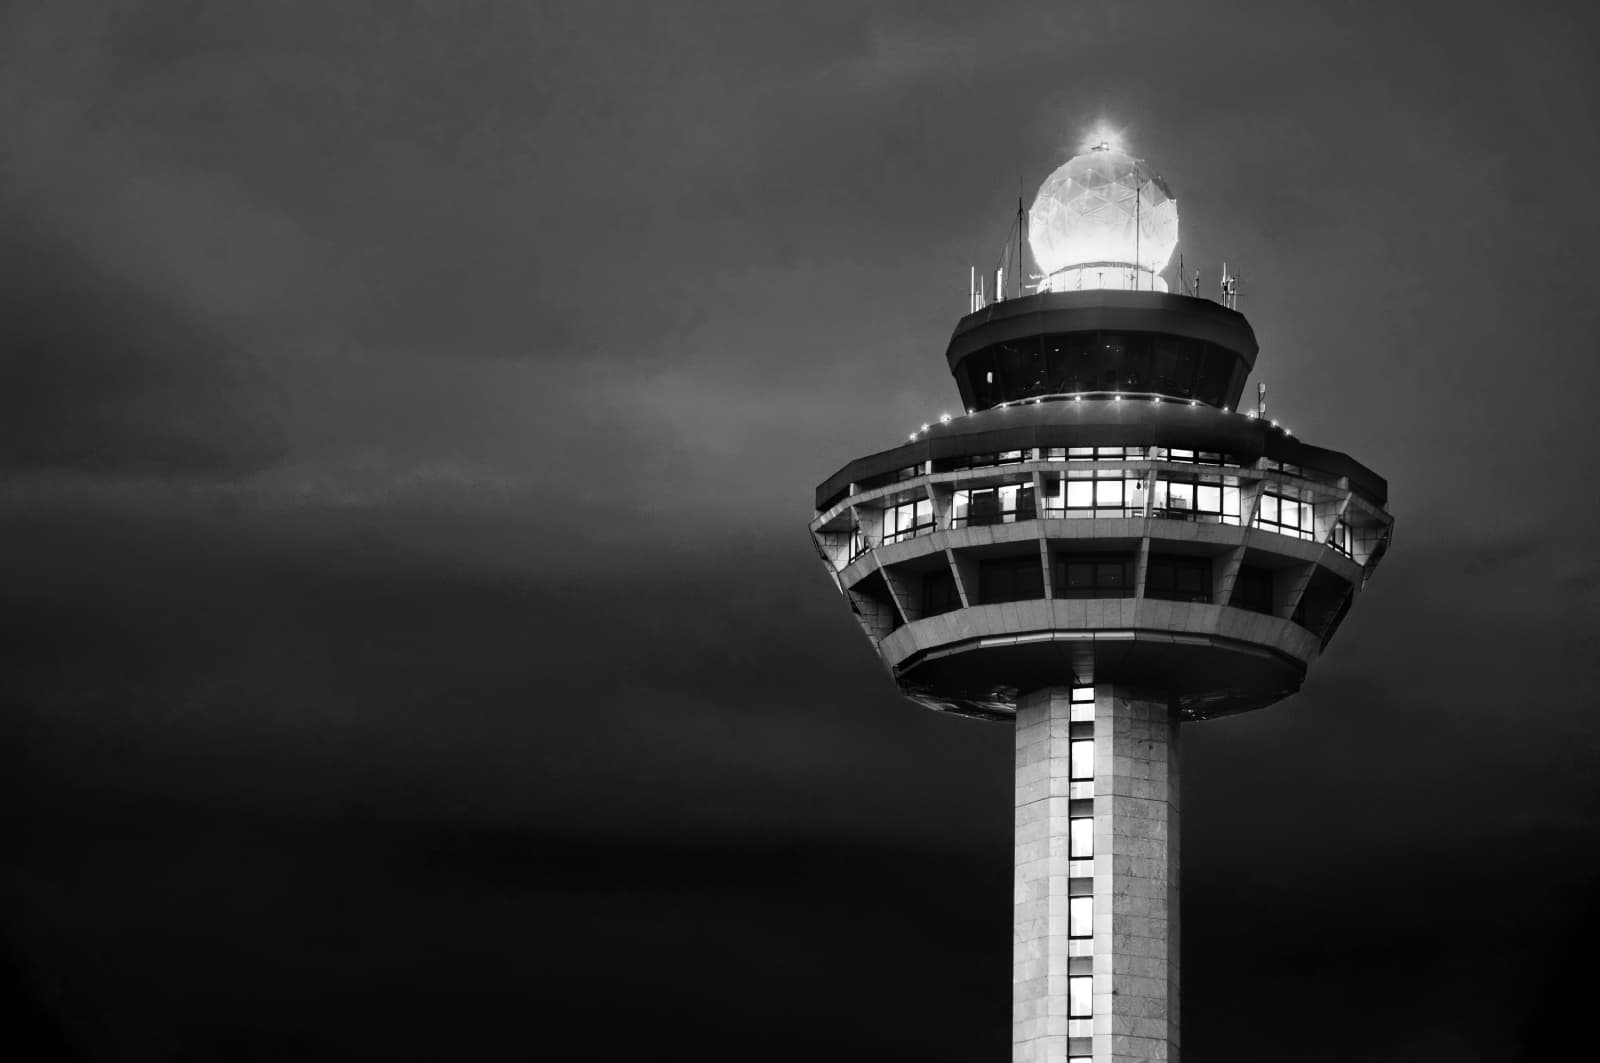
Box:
946 290 1261 412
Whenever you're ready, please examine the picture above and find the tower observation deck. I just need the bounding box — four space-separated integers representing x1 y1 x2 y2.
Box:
809 138 1393 1063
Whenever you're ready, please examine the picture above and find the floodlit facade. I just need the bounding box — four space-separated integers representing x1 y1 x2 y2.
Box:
809 142 1392 1063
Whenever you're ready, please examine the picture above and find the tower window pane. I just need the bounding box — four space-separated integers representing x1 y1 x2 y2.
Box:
1069 975 1093 1018
1070 740 1094 780
978 557 1043 604
1254 488 1315 541
1069 896 1093 938
1231 565 1273 615
1147 555 1213 603
1069 816 1093 857
1055 554 1135 598
921 568 961 616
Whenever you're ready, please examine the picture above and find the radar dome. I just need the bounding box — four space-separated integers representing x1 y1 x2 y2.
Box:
1028 144 1178 293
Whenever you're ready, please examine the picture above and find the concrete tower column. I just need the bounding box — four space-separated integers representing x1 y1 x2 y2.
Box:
1014 686 1180 1063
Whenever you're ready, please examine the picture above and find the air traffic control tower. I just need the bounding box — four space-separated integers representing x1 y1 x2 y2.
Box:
809 138 1392 1062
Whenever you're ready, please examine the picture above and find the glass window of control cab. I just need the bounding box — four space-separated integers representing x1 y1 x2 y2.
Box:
1331 519 1352 558
1051 445 1136 461
956 450 1029 470
882 498 934 545
1147 555 1212 603
1151 335 1200 398
977 556 1044 604
1256 488 1314 540
1152 447 1234 466
1230 565 1274 615
1051 473 1143 518
1154 475 1239 523
952 484 1036 527
849 525 868 561
1055 555 1135 598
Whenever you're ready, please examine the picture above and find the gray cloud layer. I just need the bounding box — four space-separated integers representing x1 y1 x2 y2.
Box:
3 1 1599 1058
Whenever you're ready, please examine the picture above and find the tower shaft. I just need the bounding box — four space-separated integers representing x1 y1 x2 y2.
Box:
1014 687 1180 1063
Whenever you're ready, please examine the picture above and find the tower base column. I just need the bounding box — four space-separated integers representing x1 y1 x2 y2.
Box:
1013 686 1180 1063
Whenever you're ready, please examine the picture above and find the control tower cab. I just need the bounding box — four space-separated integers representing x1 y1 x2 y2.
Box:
810 141 1392 722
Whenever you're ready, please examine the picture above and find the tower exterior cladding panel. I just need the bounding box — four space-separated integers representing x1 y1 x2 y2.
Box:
810 149 1392 1062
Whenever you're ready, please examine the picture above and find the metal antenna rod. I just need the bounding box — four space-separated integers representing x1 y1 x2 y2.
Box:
1135 170 1141 291
1017 192 1026 298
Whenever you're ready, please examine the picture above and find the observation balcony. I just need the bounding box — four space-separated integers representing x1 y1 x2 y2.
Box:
810 403 1391 721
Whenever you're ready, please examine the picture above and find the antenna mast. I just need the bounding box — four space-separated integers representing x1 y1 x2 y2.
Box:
1017 192 1026 298
1134 170 1141 291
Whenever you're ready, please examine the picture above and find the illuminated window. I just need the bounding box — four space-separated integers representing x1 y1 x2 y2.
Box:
1069 896 1093 938
1069 817 1093 857
1164 478 1193 511
1069 975 1093 1018
940 450 1031 472
1153 447 1233 466
1052 445 1134 461
1070 740 1094 781
1047 473 1144 518
1153 475 1240 524
1146 555 1212 603
1069 686 1095 722
1330 519 1352 558
952 484 1036 527
1255 488 1315 541
882 498 934 545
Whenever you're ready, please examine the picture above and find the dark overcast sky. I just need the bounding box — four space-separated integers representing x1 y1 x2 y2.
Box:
3 1 1599 1059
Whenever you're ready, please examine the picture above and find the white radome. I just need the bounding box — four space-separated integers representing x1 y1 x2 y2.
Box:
1028 146 1179 293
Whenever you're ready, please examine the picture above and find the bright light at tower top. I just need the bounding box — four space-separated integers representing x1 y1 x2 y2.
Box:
1028 133 1179 294
1079 124 1125 154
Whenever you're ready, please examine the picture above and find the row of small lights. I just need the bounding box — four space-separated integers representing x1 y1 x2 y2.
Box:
907 396 1292 441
